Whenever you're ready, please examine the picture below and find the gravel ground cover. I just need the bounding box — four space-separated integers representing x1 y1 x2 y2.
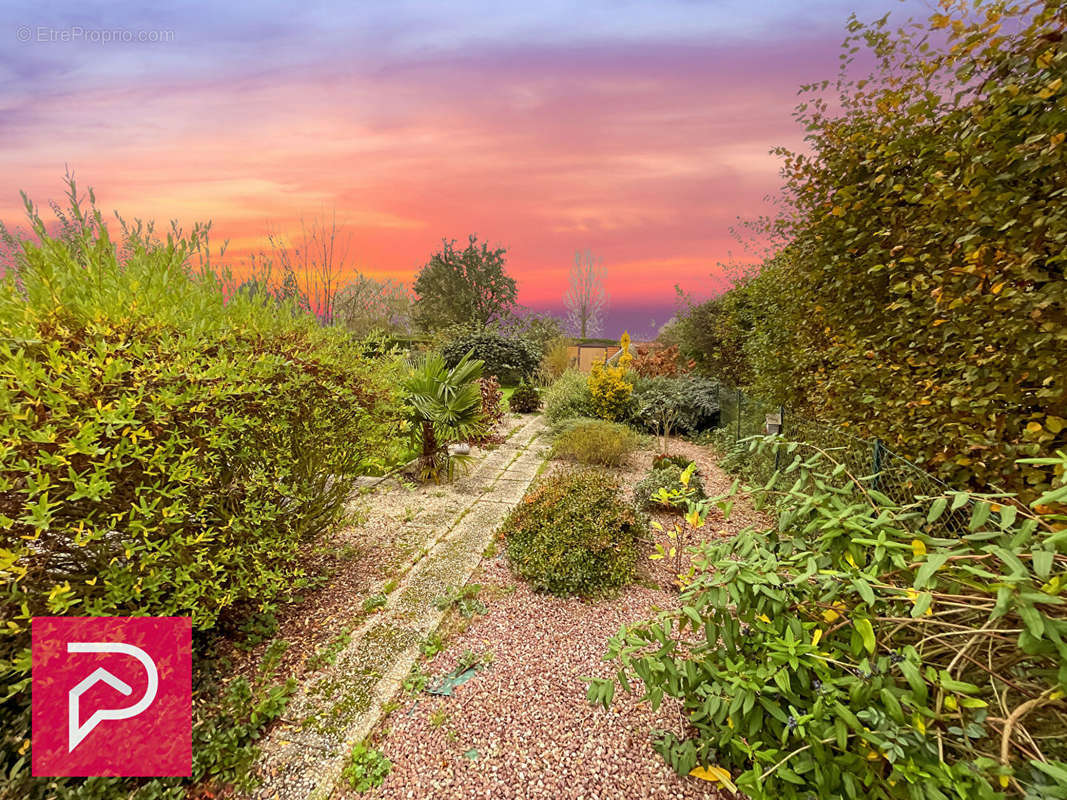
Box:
351 436 769 800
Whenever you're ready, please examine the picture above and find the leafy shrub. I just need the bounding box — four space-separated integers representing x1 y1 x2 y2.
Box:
633 464 705 512
500 469 646 597
341 742 392 792
632 376 721 442
441 328 540 384
584 332 635 421
588 359 634 421
0 181 401 796
550 418 640 467
592 438 1067 800
508 381 541 413
542 369 593 423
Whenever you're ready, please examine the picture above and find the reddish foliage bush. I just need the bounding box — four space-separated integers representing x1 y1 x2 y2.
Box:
469 376 506 444
632 344 681 378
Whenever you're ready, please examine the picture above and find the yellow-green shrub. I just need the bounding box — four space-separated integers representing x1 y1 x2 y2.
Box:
0 181 403 796
588 360 633 422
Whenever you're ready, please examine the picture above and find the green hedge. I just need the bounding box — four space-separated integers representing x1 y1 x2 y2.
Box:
664 1 1067 504
0 185 402 796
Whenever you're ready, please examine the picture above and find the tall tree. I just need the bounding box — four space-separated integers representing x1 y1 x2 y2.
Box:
564 249 607 338
413 235 517 331
264 212 353 325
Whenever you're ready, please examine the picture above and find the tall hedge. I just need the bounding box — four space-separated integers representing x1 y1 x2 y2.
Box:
0 185 402 790
671 1 1067 502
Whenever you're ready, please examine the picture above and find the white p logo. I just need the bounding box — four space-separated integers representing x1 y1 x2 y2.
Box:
67 642 159 752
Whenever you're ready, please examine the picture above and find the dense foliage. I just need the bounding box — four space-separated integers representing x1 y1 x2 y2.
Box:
500 469 646 597
632 376 721 448
542 369 593 423
592 438 1067 800
0 183 401 795
549 418 640 468
633 463 705 512
412 235 517 331
667 0 1067 503
441 327 540 384
508 381 541 413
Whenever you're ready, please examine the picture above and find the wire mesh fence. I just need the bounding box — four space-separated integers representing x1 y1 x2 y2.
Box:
717 384 974 537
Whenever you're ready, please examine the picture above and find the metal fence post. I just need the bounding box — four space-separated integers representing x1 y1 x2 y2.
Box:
872 438 884 490
736 389 742 442
774 404 785 472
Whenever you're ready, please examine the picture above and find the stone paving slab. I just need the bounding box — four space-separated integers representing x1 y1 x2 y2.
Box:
249 414 547 800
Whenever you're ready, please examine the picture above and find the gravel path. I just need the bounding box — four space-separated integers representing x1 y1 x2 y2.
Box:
348 437 763 800
245 414 550 800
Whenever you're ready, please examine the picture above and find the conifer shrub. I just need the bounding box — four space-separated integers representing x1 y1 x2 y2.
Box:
500 469 646 597
633 464 706 512
550 418 640 467
508 380 541 413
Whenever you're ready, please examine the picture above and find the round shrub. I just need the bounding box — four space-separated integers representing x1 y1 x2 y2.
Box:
652 453 692 471
508 381 541 413
441 328 540 384
631 375 721 436
501 469 646 597
550 418 640 467
633 464 705 512
542 369 593 423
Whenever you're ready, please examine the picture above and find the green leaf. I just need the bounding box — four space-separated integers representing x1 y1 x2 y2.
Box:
854 618 876 654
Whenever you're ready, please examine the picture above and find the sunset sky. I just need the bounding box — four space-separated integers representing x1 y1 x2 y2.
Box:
1 0 923 336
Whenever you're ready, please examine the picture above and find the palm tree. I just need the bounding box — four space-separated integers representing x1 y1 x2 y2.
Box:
403 350 486 481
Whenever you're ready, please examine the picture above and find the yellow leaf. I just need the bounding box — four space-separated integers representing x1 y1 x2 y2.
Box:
690 765 736 791
845 552 857 568
1026 421 1043 435
945 696 958 711
812 628 823 646
990 281 1005 294
822 603 845 623
757 613 771 624
999 775 1011 788
911 539 927 558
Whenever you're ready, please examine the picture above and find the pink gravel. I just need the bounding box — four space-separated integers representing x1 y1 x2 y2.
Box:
357 559 722 800
348 439 751 800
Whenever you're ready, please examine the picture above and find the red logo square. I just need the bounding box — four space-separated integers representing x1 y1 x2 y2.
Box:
32 616 192 777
